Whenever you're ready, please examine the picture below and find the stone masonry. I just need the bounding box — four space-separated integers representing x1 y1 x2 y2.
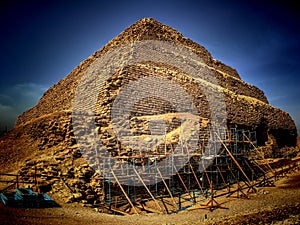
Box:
0 18 297 207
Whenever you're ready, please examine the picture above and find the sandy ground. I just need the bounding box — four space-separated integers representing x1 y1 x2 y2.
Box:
1 171 300 225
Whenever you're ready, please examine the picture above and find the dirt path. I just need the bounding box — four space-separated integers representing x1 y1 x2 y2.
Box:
1 171 300 225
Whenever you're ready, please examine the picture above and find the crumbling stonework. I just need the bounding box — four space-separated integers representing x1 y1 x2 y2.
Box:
14 18 296 147
0 18 298 206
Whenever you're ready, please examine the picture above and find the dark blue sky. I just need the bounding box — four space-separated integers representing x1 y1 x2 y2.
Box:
0 0 299 134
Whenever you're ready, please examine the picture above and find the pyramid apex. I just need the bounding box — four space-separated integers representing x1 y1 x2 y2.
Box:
138 17 159 23
126 17 168 31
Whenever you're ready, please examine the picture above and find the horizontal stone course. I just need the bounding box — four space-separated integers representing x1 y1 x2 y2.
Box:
0 18 297 206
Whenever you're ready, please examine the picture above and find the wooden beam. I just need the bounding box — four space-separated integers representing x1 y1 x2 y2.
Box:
200 183 228 211
110 170 139 215
242 132 275 174
133 167 164 213
189 162 206 197
173 165 195 203
104 205 131 215
215 133 253 186
156 167 178 210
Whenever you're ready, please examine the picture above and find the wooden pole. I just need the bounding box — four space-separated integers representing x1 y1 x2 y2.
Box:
133 167 164 213
156 167 178 210
216 166 230 192
215 133 252 186
242 132 274 173
173 165 195 203
110 170 139 215
200 182 227 211
189 163 206 197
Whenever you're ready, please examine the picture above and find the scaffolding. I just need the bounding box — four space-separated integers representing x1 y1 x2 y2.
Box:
96 126 274 214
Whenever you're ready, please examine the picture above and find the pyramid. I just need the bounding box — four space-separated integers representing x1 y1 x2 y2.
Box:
0 18 297 177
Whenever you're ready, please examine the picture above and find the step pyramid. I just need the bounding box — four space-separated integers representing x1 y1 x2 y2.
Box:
0 18 296 174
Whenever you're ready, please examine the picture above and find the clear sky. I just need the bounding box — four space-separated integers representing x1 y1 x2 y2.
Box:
0 0 299 134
